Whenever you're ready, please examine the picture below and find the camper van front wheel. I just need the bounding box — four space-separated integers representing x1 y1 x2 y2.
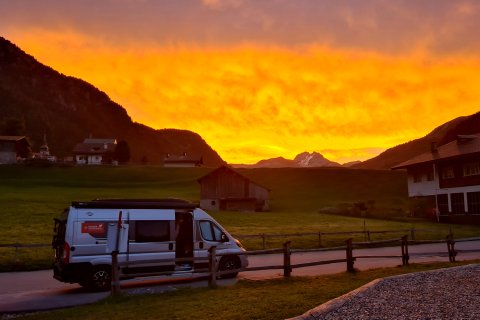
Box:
218 256 240 279
90 266 111 291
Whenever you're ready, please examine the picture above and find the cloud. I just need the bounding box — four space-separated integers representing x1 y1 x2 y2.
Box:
201 0 245 9
6 28 480 164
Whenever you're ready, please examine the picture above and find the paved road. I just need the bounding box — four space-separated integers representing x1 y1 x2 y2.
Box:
1 240 479 314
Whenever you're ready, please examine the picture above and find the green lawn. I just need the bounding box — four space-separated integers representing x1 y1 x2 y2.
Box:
1 165 479 270
20 260 480 320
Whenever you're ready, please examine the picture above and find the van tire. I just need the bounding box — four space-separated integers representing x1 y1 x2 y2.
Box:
218 256 240 279
88 265 111 291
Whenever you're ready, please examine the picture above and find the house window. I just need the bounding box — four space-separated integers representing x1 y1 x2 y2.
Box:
426 167 434 181
467 192 480 214
463 162 480 177
437 194 449 215
450 193 465 214
441 167 455 179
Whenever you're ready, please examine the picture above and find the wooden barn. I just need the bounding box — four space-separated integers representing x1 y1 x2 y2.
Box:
198 166 270 212
0 136 31 164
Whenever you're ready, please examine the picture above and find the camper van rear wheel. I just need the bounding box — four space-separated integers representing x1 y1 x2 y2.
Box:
218 256 240 279
90 266 111 291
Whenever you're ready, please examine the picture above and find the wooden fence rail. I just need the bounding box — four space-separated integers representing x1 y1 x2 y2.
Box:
233 228 460 249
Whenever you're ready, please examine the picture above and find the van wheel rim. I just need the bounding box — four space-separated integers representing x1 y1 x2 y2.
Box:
222 259 236 270
93 270 110 288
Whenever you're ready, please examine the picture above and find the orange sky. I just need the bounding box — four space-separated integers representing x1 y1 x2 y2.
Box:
2 1 480 164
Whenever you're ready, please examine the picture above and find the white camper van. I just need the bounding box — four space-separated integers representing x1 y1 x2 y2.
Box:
52 199 248 291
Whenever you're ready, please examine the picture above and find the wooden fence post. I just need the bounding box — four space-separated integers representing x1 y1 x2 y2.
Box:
318 232 322 248
283 241 292 277
345 238 354 272
111 250 120 295
208 246 217 287
261 233 266 250
367 230 371 242
446 234 456 263
410 228 416 241
14 242 19 268
111 210 122 296
401 235 409 266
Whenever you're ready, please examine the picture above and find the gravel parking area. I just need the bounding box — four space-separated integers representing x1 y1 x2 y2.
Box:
292 264 480 320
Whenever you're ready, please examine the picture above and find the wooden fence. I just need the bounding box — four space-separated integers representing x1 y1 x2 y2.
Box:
111 233 478 290
206 234 480 287
232 227 453 249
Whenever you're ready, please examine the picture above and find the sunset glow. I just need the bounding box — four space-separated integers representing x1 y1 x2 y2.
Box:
2 1 480 164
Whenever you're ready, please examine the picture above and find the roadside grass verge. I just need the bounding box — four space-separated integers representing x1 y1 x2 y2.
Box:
20 260 480 320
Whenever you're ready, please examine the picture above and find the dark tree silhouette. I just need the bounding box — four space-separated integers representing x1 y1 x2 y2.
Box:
114 140 131 164
0 117 26 135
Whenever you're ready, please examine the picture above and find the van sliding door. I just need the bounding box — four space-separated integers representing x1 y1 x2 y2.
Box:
125 210 175 275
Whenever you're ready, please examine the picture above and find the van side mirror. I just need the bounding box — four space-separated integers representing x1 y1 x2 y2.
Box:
220 232 228 242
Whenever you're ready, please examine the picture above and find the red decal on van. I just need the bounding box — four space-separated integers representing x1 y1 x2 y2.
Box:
81 222 105 234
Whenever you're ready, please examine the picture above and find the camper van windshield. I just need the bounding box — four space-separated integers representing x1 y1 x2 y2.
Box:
199 220 222 242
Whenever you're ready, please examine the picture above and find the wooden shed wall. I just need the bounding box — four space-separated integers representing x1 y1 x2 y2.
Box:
248 183 269 200
200 169 249 199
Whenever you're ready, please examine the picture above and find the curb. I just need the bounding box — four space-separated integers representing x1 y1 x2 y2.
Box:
287 278 383 320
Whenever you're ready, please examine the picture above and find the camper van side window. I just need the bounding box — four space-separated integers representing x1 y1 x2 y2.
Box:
199 220 223 242
135 220 170 242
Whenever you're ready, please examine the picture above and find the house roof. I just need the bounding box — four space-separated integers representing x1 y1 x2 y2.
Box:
83 138 117 144
392 134 480 169
198 165 271 191
0 136 28 142
164 153 203 164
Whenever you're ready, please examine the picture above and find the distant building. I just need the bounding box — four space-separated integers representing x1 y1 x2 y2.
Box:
198 165 270 212
0 136 31 164
73 138 117 165
33 134 56 162
393 134 480 224
164 152 203 167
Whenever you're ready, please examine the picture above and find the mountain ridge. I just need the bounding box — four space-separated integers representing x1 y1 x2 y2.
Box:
0 37 224 166
232 151 344 168
353 112 480 170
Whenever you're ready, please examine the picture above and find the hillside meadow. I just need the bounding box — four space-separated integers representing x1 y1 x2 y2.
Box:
1 165 479 270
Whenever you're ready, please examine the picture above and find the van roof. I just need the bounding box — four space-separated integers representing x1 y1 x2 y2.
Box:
71 198 198 210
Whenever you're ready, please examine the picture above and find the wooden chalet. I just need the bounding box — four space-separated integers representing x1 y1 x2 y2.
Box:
198 166 270 212
393 134 480 224
0 136 31 164
72 138 117 165
164 153 203 167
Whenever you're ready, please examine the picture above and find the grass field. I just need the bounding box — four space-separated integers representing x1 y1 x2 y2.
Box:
20 260 480 320
1 165 479 270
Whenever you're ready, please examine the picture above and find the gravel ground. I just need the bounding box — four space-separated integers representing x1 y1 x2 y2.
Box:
293 264 480 320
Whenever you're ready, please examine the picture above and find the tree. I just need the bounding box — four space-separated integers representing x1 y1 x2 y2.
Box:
114 140 130 164
0 117 26 135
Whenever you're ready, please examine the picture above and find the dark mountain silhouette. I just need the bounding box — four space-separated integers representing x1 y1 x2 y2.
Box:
354 112 480 170
0 37 224 165
232 152 341 168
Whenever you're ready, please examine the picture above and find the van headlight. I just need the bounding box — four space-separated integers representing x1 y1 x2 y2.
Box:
235 239 245 249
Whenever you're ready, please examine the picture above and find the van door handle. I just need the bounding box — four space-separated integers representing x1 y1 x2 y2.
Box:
169 243 173 250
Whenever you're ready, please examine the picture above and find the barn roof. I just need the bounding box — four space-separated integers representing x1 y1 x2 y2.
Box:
197 165 271 191
392 134 480 169
0 135 29 143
